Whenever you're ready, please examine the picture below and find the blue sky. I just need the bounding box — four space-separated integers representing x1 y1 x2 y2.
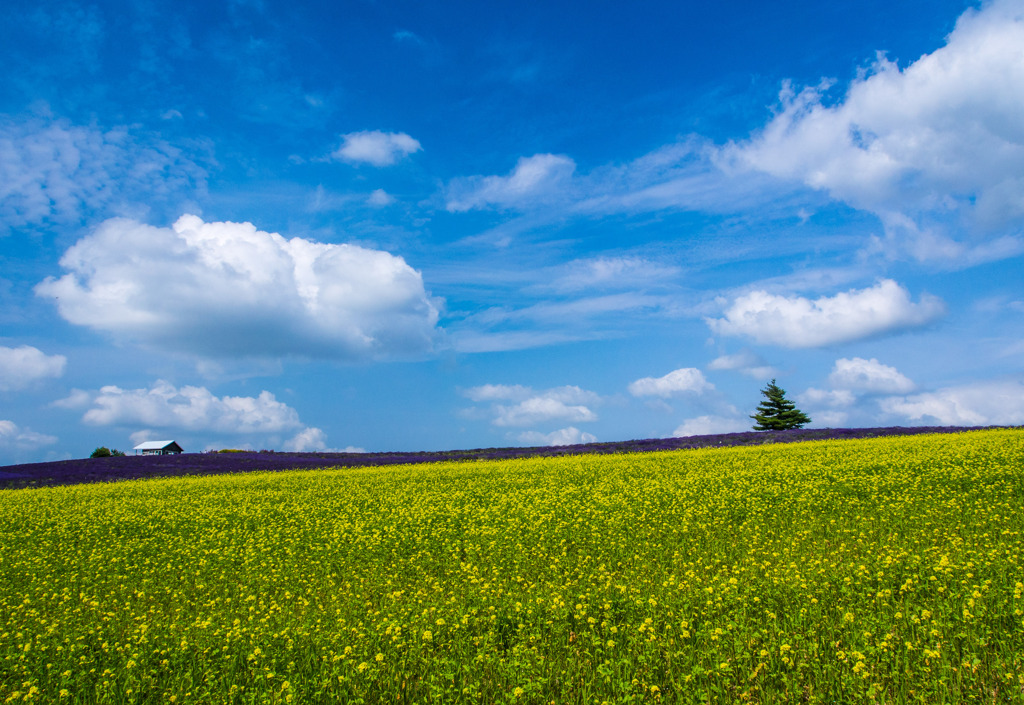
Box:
2 0 1023 464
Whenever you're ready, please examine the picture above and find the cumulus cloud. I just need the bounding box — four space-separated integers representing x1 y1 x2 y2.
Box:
446 154 576 211
0 116 206 234
800 360 913 425
462 384 600 428
517 427 598 446
332 130 421 166
707 350 777 379
36 215 440 360
724 0 1024 262
707 279 945 348
494 397 597 427
0 345 66 390
828 357 915 394
880 380 1024 425
0 420 58 451
278 427 362 453
79 380 305 434
628 368 713 398
799 388 856 408
282 427 330 452
672 415 748 437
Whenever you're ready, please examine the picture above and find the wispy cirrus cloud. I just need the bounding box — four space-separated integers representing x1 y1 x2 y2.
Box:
445 154 576 212
539 256 682 294
0 116 208 234
449 291 674 353
440 1 1024 268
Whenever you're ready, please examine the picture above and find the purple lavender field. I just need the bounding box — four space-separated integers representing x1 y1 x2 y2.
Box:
0 426 1002 490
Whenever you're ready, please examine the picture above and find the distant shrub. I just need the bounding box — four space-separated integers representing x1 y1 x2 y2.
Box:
90 447 126 458
217 449 248 454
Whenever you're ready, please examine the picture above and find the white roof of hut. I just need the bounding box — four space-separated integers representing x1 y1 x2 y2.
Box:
132 440 183 452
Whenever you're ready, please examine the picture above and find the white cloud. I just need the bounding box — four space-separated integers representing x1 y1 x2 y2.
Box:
129 429 159 445
707 350 777 379
725 0 1024 262
543 256 682 293
445 154 576 211
672 415 748 437
799 387 856 408
461 384 533 403
517 427 598 446
449 330 590 355
813 410 851 427
494 397 597 427
367 188 394 207
462 384 600 428
283 427 329 452
880 380 1024 425
332 130 421 166
0 116 206 234
463 384 598 405
279 426 362 453
0 345 66 391
0 420 58 451
628 368 713 398
36 215 440 360
707 279 945 348
829 357 915 394
393 30 423 44
79 380 305 434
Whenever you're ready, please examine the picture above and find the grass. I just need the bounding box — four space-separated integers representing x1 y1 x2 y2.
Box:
1 428 1023 703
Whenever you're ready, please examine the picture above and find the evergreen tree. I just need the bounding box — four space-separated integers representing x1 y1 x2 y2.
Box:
750 379 811 430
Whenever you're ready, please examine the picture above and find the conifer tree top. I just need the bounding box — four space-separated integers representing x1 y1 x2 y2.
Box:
751 379 811 431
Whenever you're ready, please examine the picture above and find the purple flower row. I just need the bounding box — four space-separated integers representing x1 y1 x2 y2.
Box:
0 426 1001 489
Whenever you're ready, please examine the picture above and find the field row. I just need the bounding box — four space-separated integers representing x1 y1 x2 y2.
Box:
2 429 1023 703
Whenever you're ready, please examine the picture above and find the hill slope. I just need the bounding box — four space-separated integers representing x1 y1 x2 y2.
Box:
0 425 998 489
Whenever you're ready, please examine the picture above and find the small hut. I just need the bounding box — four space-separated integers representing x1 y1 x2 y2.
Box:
132 440 184 456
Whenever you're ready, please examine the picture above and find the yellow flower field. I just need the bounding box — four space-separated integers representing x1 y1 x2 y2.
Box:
2 429 1023 703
